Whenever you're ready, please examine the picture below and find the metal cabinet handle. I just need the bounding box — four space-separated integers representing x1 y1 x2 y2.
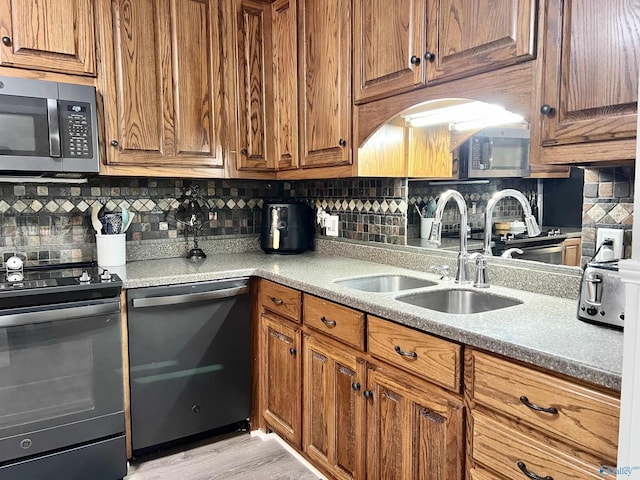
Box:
519 396 558 414
351 382 361 391
240 148 248 155
110 140 119 147
517 461 554 480
2 36 11 46
540 104 555 116
320 316 337 327
394 345 418 358
289 347 297 356
338 138 347 147
271 297 284 305
363 390 373 399
424 51 436 62
410 55 421 65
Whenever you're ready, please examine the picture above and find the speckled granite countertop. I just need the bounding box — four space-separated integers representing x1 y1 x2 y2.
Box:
118 251 622 391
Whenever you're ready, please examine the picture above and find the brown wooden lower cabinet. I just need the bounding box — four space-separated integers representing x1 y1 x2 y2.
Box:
366 362 465 480
303 333 366 479
261 312 301 448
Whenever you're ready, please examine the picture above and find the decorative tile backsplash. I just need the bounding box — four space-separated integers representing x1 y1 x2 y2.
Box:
292 178 408 245
407 178 538 237
0 166 634 266
582 166 634 261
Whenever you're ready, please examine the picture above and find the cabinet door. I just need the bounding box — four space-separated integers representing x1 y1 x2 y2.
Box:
101 0 223 168
261 314 301 448
426 0 536 83
272 0 298 170
0 0 96 75
539 0 639 146
236 1 274 171
353 0 427 103
366 364 464 480
299 0 351 168
303 334 366 480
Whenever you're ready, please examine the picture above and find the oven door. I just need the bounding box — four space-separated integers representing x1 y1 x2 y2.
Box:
512 244 566 265
0 298 124 463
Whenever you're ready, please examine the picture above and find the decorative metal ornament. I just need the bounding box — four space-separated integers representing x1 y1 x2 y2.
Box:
174 184 212 260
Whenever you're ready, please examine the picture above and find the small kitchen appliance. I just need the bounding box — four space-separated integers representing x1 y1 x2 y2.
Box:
577 260 625 329
260 201 314 254
0 75 99 175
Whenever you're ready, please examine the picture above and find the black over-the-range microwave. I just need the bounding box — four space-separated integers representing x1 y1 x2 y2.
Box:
456 127 530 178
0 75 99 175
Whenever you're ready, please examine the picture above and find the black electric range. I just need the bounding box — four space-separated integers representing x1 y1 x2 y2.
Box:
0 260 122 309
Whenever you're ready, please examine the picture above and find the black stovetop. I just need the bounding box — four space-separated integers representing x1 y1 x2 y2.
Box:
0 261 122 309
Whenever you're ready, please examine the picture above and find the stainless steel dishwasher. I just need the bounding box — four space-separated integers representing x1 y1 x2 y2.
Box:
126 277 251 453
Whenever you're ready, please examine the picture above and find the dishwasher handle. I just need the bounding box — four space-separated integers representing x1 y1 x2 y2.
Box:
132 285 249 308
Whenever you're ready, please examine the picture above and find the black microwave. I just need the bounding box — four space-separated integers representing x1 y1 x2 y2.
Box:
457 127 530 178
0 75 99 175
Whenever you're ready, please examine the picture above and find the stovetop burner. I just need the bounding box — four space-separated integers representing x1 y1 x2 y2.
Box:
0 260 123 309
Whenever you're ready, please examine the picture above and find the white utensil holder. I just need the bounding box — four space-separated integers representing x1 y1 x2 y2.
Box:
96 233 126 267
420 218 435 239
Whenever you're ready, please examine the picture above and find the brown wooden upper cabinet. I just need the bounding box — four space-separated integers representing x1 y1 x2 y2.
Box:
235 0 298 172
538 0 639 147
299 0 352 168
0 0 97 76
98 0 225 172
354 0 537 104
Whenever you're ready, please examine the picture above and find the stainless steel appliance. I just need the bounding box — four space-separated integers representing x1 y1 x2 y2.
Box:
578 260 625 329
127 277 252 453
476 228 574 265
457 127 530 178
0 259 126 479
260 201 314 254
0 75 99 175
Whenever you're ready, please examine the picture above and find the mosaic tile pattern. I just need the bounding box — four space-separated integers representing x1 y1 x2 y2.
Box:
292 178 408 245
582 166 634 261
407 178 538 237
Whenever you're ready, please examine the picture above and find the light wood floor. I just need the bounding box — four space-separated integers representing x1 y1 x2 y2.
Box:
124 432 322 480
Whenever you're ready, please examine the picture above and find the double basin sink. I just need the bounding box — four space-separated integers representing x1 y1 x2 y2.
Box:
334 274 522 315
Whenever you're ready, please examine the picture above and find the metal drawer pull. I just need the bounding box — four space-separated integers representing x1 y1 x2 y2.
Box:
351 382 361 391
519 396 558 414
320 316 337 327
517 461 553 480
394 345 418 358
271 297 284 305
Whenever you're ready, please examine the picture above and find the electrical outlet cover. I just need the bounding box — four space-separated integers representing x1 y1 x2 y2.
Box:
596 228 624 261
326 215 339 237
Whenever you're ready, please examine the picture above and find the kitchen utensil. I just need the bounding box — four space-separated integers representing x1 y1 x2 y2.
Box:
425 199 437 218
414 204 424 218
91 202 104 234
121 206 130 232
122 211 135 233
104 213 123 234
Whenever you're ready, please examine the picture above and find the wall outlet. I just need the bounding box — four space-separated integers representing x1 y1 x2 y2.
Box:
595 228 624 261
325 215 339 237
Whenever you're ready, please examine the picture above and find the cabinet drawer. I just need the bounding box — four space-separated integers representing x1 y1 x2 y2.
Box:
261 280 301 323
467 350 619 461
303 294 365 350
367 316 461 392
471 411 607 480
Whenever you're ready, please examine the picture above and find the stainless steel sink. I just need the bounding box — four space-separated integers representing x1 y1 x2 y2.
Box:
396 289 522 314
334 275 437 293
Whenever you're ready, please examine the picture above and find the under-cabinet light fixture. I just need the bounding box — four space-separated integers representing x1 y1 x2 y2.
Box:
403 101 524 131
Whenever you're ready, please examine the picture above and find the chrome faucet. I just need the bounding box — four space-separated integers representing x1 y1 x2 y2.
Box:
428 190 471 284
483 189 541 256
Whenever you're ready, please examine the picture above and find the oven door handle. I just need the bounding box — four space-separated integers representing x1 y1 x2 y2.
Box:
0 301 120 328
131 285 249 308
